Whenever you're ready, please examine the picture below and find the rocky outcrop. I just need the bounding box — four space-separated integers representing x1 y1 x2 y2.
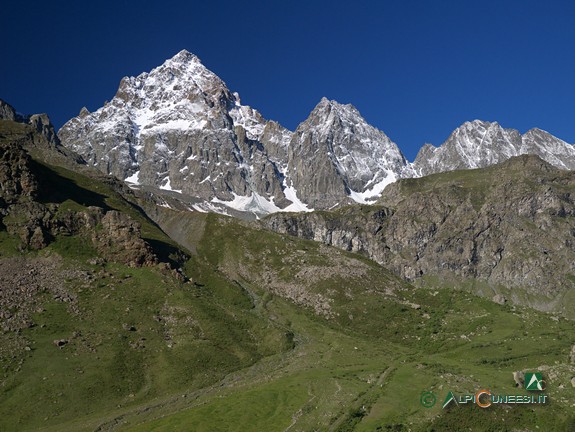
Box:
0 141 39 204
1 168 156 266
92 210 157 267
0 99 18 121
513 371 525 387
263 206 391 259
1 116 157 267
0 99 61 148
263 155 575 316
28 113 59 146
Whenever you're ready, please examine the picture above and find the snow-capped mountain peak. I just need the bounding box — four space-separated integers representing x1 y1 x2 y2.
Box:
412 120 575 176
58 49 417 217
166 48 200 63
304 98 364 130
58 50 306 218
287 98 413 208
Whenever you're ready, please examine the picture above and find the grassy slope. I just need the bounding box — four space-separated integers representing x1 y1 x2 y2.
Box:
1 207 574 431
0 159 290 431
121 215 575 432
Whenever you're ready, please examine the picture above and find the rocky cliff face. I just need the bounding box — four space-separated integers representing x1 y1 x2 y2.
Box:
263 155 575 317
1 98 61 149
413 120 575 176
0 137 39 206
0 99 18 121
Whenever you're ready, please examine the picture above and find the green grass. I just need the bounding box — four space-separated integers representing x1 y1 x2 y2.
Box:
126 375 311 432
114 215 575 432
0 230 22 256
116 283 575 432
0 251 295 431
49 234 99 259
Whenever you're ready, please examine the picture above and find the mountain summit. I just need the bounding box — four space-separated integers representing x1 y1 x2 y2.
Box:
59 50 295 217
288 98 412 208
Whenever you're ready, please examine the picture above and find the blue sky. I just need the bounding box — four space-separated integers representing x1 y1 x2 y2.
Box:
2 0 574 160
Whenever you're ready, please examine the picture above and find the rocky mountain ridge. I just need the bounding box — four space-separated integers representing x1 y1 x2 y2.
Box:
263 155 575 318
287 97 413 209
0 113 164 267
1 98 60 148
57 51 413 215
57 51 575 216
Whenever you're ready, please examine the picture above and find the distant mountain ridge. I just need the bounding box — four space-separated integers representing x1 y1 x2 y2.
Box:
57 50 575 216
413 119 575 176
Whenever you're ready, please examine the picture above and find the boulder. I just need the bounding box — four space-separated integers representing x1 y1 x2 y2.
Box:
513 371 524 387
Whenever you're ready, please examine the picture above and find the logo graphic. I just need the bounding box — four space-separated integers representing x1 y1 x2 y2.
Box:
525 373 545 391
420 391 437 408
439 370 549 409
475 389 492 408
441 388 548 409
442 391 458 409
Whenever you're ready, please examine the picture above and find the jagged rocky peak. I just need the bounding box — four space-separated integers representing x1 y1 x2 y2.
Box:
287 97 413 208
111 49 237 132
58 50 300 218
304 97 354 126
412 119 523 176
229 92 267 140
454 119 520 144
0 99 60 147
451 119 523 161
121 49 224 95
302 97 377 134
0 99 18 121
412 119 575 176
520 128 575 170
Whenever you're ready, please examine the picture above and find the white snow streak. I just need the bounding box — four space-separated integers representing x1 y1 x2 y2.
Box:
348 171 397 204
125 170 140 185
